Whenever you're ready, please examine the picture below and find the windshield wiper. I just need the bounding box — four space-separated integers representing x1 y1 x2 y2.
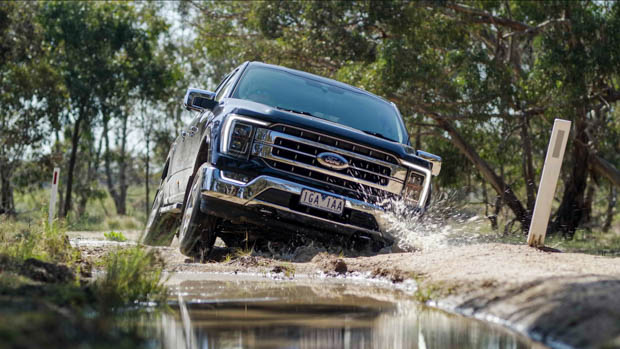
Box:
275 106 315 117
361 130 397 142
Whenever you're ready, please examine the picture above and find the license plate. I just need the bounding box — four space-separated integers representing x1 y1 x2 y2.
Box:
300 189 344 215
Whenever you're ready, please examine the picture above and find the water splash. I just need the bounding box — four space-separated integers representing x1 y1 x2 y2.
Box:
382 190 486 252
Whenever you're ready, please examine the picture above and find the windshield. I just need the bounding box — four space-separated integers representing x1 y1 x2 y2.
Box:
232 66 408 143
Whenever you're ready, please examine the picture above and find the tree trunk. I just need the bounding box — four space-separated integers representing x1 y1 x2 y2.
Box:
61 114 83 218
141 101 152 218
551 108 589 238
582 183 595 225
144 126 151 217
77 133 103 217
117 113 128 215
520 113 536 213
590 153 620 188
0 162 15 216
103 116 124 215
54 130 64 215
432 116 530 229
603 185 617 232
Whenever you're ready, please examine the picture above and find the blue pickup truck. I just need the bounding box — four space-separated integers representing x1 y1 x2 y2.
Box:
142 62 441 259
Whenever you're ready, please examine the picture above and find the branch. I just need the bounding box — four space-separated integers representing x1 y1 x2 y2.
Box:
502 18 569 39
590 154 620 188
442 3 533 32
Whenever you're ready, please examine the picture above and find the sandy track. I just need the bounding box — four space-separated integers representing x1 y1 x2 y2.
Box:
72 231 620 348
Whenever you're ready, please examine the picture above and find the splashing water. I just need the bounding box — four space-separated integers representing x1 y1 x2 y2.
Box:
382 190 487 252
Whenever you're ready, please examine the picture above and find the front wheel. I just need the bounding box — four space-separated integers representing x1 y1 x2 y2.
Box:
178 170 218 260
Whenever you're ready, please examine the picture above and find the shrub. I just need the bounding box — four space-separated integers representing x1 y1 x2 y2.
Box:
95 246 167 309
0 216 79 266
104 231 128 242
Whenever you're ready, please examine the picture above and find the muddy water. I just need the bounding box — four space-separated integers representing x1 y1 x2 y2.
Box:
143 274 542 349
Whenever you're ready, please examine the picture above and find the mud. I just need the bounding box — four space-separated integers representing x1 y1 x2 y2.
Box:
71 231 620 348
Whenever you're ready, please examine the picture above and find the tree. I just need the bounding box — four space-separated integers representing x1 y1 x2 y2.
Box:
39 1 180 218
0 2 64 216
183 1 620 235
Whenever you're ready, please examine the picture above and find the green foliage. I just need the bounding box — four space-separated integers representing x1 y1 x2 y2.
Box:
104 231 128 242
0 216 80 266
0 222 165 348
95 246 168 309
3 1 618 237
184 0 620 235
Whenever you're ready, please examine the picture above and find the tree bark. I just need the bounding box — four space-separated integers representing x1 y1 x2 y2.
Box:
103 114 127 215
141 101 153 218
590 154 620 188
603 185 617 232
61 113 83 218
551 108 589 238
145 133 150 218
520 113 536 213
432 116 530 229
103 116 121 213
0 162 15 216
117 113 128 215
583 183 595 225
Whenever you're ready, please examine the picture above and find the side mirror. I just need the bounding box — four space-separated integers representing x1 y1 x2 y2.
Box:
184 88 217 112
416 150 442 176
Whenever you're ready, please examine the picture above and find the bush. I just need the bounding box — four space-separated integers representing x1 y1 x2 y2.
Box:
95 247 167 309
104 231 128 242
0 216 80 266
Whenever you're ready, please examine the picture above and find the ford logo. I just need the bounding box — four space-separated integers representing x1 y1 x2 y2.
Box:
317 152 349 170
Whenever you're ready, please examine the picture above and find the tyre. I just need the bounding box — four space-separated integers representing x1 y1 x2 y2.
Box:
178 170 218 259
142 189 179 246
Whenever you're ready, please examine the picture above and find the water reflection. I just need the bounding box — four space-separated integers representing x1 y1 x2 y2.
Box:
145 275 542 349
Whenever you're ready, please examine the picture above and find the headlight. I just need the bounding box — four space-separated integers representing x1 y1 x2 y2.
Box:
403 171 425 205
400 160 431 208
221 114 270 157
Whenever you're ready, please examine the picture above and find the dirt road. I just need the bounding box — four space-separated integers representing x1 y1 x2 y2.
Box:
71 230 620 348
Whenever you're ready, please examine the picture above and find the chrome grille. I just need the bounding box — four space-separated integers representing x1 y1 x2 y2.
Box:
270 125 399 164
273 137 390 186
252 125 408 197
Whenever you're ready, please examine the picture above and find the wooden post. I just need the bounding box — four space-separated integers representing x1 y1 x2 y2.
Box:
527 119 571 247
48 167 60 226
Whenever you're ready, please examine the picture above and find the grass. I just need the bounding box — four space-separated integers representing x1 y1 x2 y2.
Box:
544 229 620 256
13 184 153 232
0 217 80 268
0 214 169 347
104 231 128 242
95 246 168 309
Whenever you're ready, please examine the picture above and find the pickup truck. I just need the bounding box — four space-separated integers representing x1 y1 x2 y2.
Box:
141 62 441 258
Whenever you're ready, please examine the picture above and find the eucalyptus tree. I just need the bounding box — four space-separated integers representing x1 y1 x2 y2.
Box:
184 1 620 235
39 1 181 218
0 2 64 216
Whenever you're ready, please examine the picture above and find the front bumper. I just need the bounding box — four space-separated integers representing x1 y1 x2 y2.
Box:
198 163 394 242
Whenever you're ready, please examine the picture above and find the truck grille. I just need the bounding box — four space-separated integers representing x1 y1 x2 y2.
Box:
272 137 390 186
253 125 407 197
271 125 399 164
263 159 386 198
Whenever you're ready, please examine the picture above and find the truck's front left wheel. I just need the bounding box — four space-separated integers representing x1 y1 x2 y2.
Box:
178 170 217 260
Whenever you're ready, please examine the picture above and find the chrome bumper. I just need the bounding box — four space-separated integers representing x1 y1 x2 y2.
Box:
198 163 391 238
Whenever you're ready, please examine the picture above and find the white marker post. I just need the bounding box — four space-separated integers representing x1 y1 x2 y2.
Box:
527 119 571 247
48 167 60 226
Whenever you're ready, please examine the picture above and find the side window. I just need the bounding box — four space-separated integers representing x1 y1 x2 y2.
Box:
215 69 239 102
